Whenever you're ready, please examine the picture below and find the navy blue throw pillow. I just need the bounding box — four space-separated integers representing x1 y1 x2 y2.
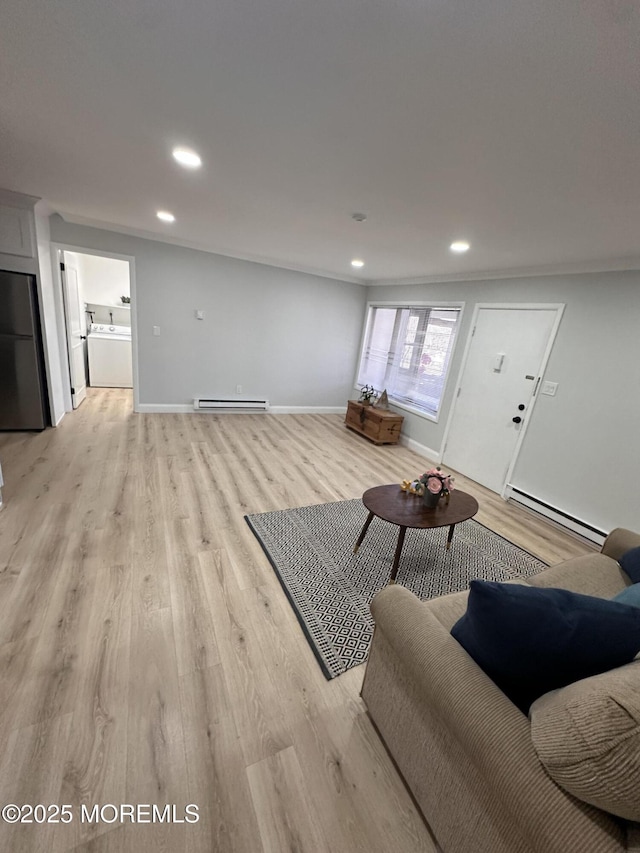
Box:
451 580 640 714
620 546 640 583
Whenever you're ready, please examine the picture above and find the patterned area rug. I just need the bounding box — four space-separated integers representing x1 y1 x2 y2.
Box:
245 498 547 679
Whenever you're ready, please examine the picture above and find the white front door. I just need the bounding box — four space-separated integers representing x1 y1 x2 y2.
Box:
443 306 562 494
61 259 87 408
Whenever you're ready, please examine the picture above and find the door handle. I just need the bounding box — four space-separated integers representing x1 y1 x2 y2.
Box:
512 416 522 424
80 335 87 340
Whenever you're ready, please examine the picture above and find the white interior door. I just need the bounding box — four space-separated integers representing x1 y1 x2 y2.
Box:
443 306 561 494
61 259 87 408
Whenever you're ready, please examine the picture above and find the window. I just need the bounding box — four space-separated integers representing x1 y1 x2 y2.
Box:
357 305 461 419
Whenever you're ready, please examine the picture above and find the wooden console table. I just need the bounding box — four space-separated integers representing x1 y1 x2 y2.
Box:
345 400 404 445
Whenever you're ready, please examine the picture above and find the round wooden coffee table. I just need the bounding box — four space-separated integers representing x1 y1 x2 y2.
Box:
353 484 479 583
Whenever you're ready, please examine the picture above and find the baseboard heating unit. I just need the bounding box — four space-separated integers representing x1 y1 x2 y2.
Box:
508 485 606 546
193 398 270 412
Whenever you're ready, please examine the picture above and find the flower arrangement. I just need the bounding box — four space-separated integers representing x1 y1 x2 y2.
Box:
359 384 378 404
401 466 455 506
420 467 455 498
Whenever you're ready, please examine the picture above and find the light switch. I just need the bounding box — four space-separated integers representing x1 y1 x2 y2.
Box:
541 381 558 396
153 325 160 336
493 353 505 372
196 309 204 320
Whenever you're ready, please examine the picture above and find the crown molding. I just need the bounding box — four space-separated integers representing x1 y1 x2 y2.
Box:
368 257 640 287
56 211 366 286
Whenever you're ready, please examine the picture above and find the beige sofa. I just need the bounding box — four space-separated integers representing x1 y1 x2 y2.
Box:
361 528 640 853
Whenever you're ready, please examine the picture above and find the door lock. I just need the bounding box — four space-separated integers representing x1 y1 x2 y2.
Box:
517 404 525 411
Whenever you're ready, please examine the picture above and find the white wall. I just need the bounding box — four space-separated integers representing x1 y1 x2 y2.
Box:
77 253 130 306
49 216 366 410
367 272 640 534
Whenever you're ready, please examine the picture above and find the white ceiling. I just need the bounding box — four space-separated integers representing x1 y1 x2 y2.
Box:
1 0 639 284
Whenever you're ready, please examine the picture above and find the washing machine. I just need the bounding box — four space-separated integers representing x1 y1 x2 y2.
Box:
87 323 133 388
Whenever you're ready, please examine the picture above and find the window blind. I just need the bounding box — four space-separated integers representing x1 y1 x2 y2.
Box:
357 306 460 417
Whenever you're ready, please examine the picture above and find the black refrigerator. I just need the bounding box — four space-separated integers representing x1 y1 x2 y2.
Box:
0 270 50 430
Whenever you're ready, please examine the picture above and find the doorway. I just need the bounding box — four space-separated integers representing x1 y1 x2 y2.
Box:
55 246 135 412
442 304 564 495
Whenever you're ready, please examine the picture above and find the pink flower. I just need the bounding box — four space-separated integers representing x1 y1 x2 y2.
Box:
427 477 443 494
416 466 454 497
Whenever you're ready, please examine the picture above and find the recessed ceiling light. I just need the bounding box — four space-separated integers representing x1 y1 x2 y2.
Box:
172 147 202 169
351 259 365 268
157 210 175 223
450 241 470 253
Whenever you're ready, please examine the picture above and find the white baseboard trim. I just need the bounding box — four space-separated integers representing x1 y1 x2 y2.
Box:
135 403 194 413
135 403 347 415
505 485 606 546
269 406 346 415
399 434 441 464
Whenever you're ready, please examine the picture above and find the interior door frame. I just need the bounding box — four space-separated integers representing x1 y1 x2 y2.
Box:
51 242 138 413
441 302 565 498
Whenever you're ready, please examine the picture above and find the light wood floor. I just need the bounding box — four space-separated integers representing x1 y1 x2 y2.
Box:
0 389 593 853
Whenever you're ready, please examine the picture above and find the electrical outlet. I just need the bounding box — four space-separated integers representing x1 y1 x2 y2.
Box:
541 380 558 396
153 325 160 336
196 309 204 320
236 384 242 394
